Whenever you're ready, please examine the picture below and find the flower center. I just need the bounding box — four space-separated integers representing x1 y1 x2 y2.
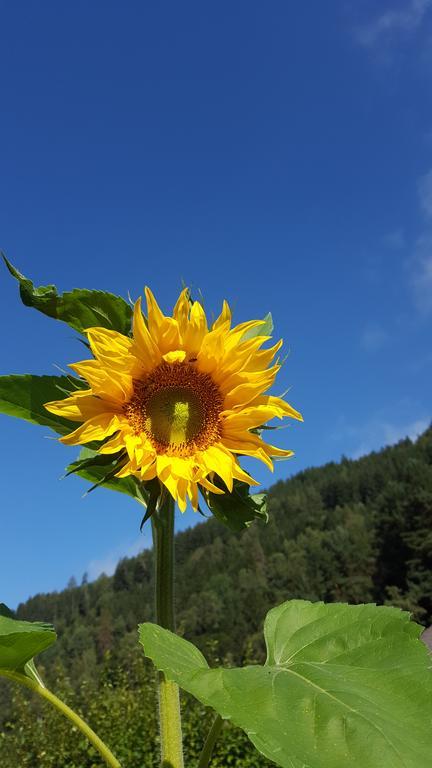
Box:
145 386 204 447
124 362 223 455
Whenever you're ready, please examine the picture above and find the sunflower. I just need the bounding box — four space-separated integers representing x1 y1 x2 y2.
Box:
45 288 302 512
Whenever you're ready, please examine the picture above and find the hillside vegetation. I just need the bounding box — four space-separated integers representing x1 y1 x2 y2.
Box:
1 427 431 766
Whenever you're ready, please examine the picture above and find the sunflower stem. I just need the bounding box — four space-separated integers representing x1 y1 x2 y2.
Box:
1 670 121 768
152 492 184 768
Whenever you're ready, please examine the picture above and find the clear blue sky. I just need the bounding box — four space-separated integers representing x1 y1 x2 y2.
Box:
1 1 431 608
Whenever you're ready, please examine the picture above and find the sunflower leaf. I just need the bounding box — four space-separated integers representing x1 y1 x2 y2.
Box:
2 254 132 335
0 612 56 675
140 600 432 768
67 447 148 506
204 479 268 531
0 374 86 435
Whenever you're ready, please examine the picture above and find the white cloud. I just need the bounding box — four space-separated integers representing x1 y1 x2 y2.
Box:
87 534 150 580
352 417 429 459
356 0 432 47
360 325 389 352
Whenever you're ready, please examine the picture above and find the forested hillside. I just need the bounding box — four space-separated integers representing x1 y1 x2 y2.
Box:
1 427 432 766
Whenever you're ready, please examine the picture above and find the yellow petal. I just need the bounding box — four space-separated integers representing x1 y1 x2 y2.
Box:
222 367 279 410
44 391 111 422
140 464 157 481
145 286 181 353
132 297 162 370
221 363 279 395
138 456 157 479
211 336 270 382
199 444 235 492
159 471 180 504
176 478 188 512
59 413 125 446
241 339 283 372
162 350 187 363
245 395 303 421
85 327 135 371
155 454 174 481
212 300 232 330
182 301 208 355
69 359 133 403
199 476 225 495
170 457 195 480
188 481 199 510
196 326 227 374
220 431 275 470
225 319 266 351
231 462 260 486
133 435 155 466
222 430 294 468
115 459 137 478
222 406 280 431
98 432 129 454
263 444 294 459
173 288 191 335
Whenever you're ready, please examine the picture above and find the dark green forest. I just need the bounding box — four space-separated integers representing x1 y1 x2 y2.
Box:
1 427 432 766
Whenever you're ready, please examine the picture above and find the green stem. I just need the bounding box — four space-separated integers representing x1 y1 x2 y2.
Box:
1 669 121 768
152 492 184 768
152 492 176 631
197 715 224 768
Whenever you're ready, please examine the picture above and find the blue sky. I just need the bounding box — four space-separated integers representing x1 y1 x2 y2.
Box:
1 0 431 608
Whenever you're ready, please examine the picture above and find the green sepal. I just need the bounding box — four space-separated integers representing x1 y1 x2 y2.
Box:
64 449 126 479
203 479 268 531
140 600 432 768
241 312 273 340
2 254 132 335
83 464 129 496
0 374 87 435
0 611 56 675
139 478 161 530
66 447 148 506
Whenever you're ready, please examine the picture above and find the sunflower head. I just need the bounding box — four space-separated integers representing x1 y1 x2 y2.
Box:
45 288 302 515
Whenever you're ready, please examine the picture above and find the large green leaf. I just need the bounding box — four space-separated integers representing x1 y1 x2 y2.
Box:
3 254 132 335
204 479 268 531
66 447 147 506
140 600 432 768
0 374 86 435
0 613 56 673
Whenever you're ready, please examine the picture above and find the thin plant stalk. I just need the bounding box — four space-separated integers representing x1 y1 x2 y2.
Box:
197 715 224 768
151 491 184 768
1 669 121 768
